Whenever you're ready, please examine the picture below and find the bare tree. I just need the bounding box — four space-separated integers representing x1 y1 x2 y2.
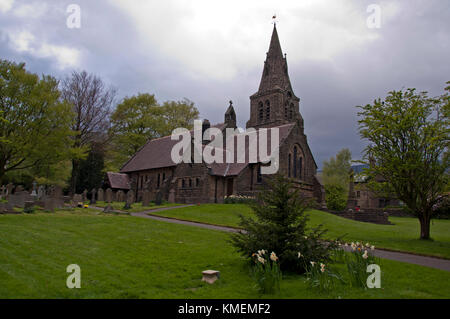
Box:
61 70 116 194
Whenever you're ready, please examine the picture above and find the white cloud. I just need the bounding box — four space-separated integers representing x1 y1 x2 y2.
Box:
8 30 81 69
13 2 48 18
110 0 392 80
0 0 14 13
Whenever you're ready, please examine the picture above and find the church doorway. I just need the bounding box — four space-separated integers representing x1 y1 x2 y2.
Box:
226 178 234 197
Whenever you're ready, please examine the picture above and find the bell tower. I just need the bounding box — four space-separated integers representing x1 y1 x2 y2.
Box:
246 24 304 130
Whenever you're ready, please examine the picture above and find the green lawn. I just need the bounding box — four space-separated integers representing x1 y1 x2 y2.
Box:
148 204 450 259
0 209 449 298
93 201 182 213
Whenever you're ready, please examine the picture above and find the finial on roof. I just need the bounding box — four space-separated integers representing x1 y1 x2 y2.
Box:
229 100 233 107
272 14 277 25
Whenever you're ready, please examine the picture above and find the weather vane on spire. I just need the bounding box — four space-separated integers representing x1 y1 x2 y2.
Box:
272 14 277 25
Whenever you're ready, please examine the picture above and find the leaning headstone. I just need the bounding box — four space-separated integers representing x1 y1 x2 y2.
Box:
97 188 104 202
155 191 162 206
90 188 97 205
142 190 150 207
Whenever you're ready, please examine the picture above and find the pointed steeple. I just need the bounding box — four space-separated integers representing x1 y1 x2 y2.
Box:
257 24 293 93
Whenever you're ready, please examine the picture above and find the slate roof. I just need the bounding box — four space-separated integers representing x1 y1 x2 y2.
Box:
120 123 295 177
106 172 130 190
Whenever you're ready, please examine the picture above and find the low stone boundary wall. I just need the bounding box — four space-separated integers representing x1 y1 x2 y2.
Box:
320 208 392 225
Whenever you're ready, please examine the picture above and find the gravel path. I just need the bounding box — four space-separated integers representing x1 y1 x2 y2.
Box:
94 204 450 271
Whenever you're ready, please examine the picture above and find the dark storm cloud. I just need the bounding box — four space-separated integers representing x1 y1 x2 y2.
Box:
1 0 448 168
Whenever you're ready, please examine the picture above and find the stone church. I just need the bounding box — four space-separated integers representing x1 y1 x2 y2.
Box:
113 25 323 203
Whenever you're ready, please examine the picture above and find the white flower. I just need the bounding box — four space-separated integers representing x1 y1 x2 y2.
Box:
370 245 375 251
362 250 368 259
351 242 356 251
257 256 265 264
366 243 370 247
356 241 360 246
320 263 326 272
298 252 302 258
270 252 278 262
344 243 348 247
310 261 316 267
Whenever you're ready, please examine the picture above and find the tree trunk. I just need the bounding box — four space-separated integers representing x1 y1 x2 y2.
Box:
419 213 431 240
70 159 80 195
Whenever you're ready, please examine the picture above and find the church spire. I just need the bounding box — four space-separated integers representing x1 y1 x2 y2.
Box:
257 24 293 93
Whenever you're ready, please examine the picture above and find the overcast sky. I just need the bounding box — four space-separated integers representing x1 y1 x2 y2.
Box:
1 0 449 168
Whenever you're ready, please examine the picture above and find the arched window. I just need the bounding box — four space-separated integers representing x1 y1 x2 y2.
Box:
189 179 192 187
258 102 264 122
289 103 294 120
196 178 200 187
284 102 288 119
293 147 297 178
181 179 185 188
265 100 270 120
288 153 291 177
299 157 303 179
157 173 160 188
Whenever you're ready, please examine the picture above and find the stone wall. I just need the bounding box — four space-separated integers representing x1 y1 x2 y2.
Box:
320 208 392 225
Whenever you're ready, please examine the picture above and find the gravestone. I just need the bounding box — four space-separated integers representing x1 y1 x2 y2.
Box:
6 183 14 199
15 185 24 193
123 190 134 210
0 202 18 214
168 189 175 203
142 190 150 207
103 188 113 213
31 181 38 197
73 194 83 207
82 189 88 202
202 270 220 284
116 190 124 202
97 188 104 202
37 185 45 200
90 188 97 205
1 185 6 199
8 191 34 208
155 191 162 206
44 198 56 212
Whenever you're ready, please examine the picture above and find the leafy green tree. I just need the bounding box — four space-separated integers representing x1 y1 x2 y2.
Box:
322 148 352 210
231 174 337 273
357 84 449 239
0 59 76 184
108 94 199 171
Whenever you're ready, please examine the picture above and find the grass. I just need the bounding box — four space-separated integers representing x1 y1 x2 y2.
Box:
148 204 450 259
0 209 449 298
93 201 182 213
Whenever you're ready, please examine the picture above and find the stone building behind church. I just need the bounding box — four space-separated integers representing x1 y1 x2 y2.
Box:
112 25 323 204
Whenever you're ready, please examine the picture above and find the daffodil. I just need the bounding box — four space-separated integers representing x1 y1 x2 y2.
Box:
370 245 375 251
362 250 368 259
298 252 302 258
257 256 265 264
270 252 278 262
310 261 316 267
